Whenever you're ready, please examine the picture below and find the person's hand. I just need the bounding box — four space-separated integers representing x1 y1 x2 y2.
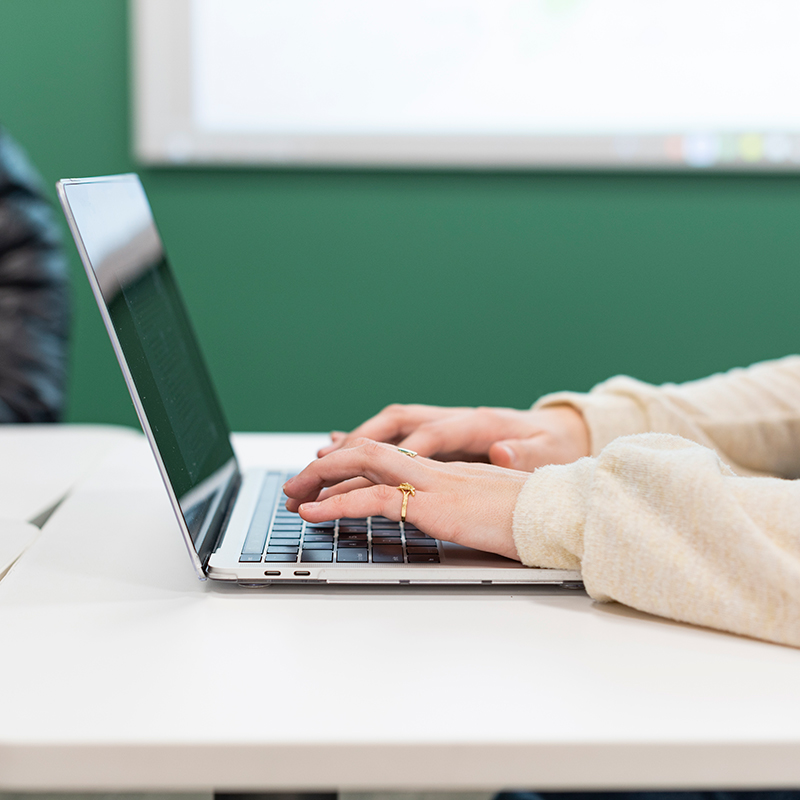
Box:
319 404 590 471
284 439 529 560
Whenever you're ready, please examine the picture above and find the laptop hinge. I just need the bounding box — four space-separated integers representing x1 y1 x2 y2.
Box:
199 470 242 569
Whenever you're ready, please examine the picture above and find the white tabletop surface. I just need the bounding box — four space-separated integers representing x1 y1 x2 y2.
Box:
0 431 799 792
0 518 40 581
0 423 141 523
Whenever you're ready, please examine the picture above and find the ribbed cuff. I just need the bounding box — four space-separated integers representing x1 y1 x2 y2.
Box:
512 457 595 570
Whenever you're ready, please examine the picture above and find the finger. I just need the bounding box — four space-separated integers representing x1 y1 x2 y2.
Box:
321 404 460 457
317 431 347 457
400 409 505 460
317 476 374 501
489 436 555 471
298 483 426 526
400 416 474 458
356 403 460 440
340 406 427 448
284 476 374 513
284 439 428 505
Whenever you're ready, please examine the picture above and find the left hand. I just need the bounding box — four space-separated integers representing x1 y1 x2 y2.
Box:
318 405 590 471
283 438 530 560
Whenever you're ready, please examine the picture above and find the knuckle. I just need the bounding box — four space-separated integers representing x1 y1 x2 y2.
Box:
375 484 397 503
360 438 384 457
416 421 442 442
327 492 349 511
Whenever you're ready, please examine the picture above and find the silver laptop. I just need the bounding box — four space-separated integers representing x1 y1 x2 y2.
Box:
58 174 583 587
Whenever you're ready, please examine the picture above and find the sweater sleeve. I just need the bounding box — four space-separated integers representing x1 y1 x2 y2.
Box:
532 356 800 478
513 433 800 648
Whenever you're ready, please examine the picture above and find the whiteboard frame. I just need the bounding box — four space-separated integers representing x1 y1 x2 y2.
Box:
131 0 800 171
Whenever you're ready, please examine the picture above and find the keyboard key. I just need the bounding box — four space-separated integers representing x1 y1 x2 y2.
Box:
336 539 365 548
239 553 262 562
336 548 368 562
271 522 303 531
340 517 368 524
301 551 333 562
302 541 333 550
408 554 440 563
267 545 299 554
339 532 367 542
306 521 334 530
407 546 439 555
372 536 401 545
406 538 434 546
264 553 297 562
270 536 300 545
372 545 404 563
303 533 334 542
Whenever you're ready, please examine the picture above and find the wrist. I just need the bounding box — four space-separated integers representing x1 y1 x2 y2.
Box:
512 457 594 570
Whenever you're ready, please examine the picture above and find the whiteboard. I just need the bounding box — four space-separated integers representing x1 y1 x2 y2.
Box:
132 0 800 169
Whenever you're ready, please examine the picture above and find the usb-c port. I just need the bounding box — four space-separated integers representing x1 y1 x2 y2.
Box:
294 570 311 576
264 570 281 576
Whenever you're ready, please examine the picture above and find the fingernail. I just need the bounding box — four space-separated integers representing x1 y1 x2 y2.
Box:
497 444 516 467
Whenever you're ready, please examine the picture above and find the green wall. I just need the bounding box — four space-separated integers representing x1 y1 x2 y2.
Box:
2 0 799 433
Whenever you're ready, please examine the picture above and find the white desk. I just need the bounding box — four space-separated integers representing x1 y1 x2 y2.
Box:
0 423 142 586
0 432 799 792
0 423 141 523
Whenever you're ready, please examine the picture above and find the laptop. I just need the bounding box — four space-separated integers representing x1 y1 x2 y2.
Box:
57 174 583 588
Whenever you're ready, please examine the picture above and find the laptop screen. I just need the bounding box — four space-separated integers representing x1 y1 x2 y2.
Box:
60 175 237 566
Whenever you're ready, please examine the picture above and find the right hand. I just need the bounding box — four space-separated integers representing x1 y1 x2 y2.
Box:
286 438 528 560
318 403 590 472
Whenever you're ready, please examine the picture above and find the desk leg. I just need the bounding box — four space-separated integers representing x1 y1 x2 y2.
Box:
215 794 336 800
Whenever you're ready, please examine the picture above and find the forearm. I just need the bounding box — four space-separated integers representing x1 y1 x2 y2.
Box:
534 356 800 477
513 433 800 647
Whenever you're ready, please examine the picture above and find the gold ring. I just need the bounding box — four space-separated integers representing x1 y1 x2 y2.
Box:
397 447 418 458
397 482 416 523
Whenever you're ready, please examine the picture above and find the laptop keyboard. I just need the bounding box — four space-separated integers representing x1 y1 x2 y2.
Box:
239 490 440 565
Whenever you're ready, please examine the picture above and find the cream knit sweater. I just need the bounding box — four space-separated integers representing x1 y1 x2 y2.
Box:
512 356 800 647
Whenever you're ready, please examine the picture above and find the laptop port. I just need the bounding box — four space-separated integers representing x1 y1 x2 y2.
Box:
294 570 311 576
264 570 281 576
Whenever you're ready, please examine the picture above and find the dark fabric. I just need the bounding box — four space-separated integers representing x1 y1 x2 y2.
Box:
0 126 70 422
496 792 800 800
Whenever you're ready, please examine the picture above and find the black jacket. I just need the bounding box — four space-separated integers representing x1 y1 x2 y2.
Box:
0 127 69 422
